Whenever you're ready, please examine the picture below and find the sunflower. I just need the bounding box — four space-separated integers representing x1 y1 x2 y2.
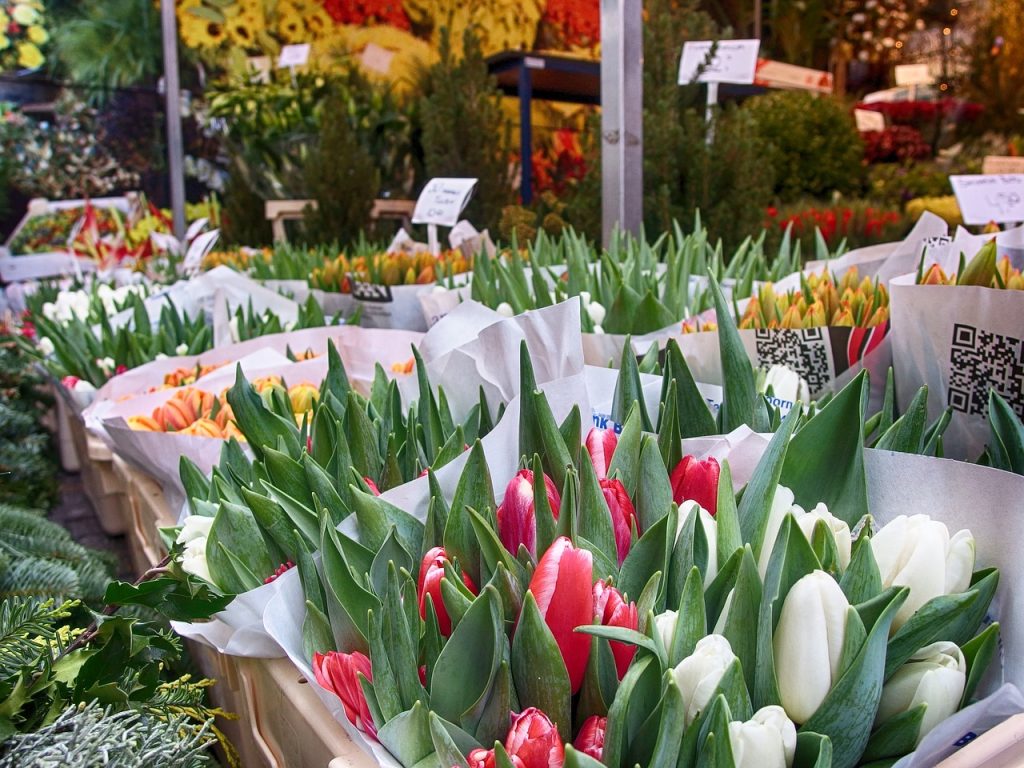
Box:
17 41 43 69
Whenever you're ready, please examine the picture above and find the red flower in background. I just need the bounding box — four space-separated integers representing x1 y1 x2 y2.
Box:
321 0 411 30
543 0 600 48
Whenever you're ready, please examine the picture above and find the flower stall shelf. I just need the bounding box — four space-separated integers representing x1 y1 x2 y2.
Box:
236 656 379 768
51 380 81 472
0 195 133 282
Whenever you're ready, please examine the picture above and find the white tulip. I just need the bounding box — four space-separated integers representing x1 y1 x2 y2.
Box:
96 357 115 373
874 641 966 744
796 504 852 571
579 291 592 307
73 380 95 394
176 514 214 545
774 570 850 723
228 316 240 343
728 705 797 768
676 501 719 586
42 302 57 320
654 610 678 651
757 485 798 577
592 324 605 335
870 515 975 629
587 301 607 326
495 302 514 318
155 353 168 361
37 337 55 356
673 634 737 726
175 343 189 356
96 283 113 300
761 364 810 406
180 541 213 583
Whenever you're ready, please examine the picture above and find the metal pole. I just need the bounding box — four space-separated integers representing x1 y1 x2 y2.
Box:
753 0 762 40
519 64 534 206
600 0 643 245
160 0 186 240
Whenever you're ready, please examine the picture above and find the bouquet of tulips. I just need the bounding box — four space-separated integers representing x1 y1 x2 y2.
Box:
891 237 1024 460
260 346 1000 768
738 267 889 330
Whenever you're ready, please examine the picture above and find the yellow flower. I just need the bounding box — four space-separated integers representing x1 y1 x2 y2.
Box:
0 35 9 52
12 3 39 25
17 41 44 69
0 10 9 26
27 25 48 45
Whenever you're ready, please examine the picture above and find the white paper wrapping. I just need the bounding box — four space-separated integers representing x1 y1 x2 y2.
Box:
889 272 1024 461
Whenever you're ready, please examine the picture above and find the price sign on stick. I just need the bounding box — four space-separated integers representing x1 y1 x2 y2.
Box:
678 39 760 85
412 178 478 228
950 175 1024 225
277 44 310 69
412 177 478 255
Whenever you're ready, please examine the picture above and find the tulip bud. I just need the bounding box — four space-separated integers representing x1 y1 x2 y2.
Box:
418 547 478 636
573 715 606 760
870 515 975 629
920 263 950 286
584 426 618 479
675 502 718 585
363 477 381 496
600 477 638 565
312 651 377 738
673 634 737 726
593 580 638 678
467 749 526 768
874 641 966 745
669 455 721 515
795 503 852 571
760 364 810 406
528 537 593 694
756 485 798 577
497 469 561 559
774 571 850 723
654 609 678 651
505 707 565 768
288 382 320 414
728 705 797 768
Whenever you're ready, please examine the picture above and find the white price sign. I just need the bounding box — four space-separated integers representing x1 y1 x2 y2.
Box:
678 39 760 85
411 178 478 228
277 43 310 69
950 174 1024 225
854 108 886 133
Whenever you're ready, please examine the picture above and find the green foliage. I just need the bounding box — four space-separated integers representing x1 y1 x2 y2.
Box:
741 91 865 202
301 83 380 248
866 161 953 208
220 170 273 247
642 0 776 251
0 342 56 509
418 25 513 234
50 0 162 106
0 505 115 606
0 702 214 768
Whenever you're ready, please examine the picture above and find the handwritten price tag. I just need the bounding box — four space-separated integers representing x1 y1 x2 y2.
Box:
950 175 1024 225
411 178 478 228
678 39 760 85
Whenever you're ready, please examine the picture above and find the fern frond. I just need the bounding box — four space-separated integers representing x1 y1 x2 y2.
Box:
0 557 81 602
0 598 75 682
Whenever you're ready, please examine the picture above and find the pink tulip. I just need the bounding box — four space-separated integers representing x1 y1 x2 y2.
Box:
497 469 561 558
573 716 607 760
528 537 593 694
584 427 618 479
600 477 638 565
417 546 477 636
467 749 525 768
506 708 565 768
363 476 381 496
312 650 376 739
670 455 721 515
593 580 638 678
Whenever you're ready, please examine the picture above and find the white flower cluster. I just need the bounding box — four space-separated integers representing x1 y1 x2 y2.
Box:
578 291 606 334
176 515 214 582
41 283 147 324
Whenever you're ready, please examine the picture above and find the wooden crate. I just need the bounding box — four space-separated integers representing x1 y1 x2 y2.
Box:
112 456 175 573
237 657 378 768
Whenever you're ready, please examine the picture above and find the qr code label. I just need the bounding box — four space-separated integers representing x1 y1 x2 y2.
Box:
754 328 833 393
948 323 1024 418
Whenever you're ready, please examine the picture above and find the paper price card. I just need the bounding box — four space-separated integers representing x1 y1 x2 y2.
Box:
950 174 1024 225
678 39 760 85
411 178 478 228
277 43 310 68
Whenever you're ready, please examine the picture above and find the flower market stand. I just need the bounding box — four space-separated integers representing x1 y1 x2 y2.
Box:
112 455 175 573
60 395 128 536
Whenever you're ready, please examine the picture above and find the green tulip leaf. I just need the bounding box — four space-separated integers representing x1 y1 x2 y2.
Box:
607 404 642 498
861 704 927 762
445 441 495 586
647 676 688 768
988 391 1024 473
669 567 708 666
715 460 742 566
532 454 559 558
885 590 979 679
511 591 572 742
635 434 674 533
377 701 434 768
618 510 673 607
944 569 1000 647
874 386 928 454
602 656 659 768
709 274 769 433
781 371 869 527
320 522 378 652
562 746 607 768
663 338 717 438
428 712 471 768
577 452 618 568
961 622 1000 707
612 337 653 432
722 547 762 696
206 502 272 593
737 406 800 557
793 730 833 768
840 535 884 606
370 528 414 604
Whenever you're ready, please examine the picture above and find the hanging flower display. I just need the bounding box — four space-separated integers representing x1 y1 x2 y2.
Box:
0 0 48 72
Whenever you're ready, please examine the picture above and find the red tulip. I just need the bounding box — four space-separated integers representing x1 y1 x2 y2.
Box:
61 375 80 390
584 426 618 479
417 546 477 636
506 708 565 768
363 476 381 496
599 477 638 566
669 455 721 515
573 716 606 760
467 748 525 768
529 537 593 694
593 580 638 678
312 650 376 739
497 469 561 558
